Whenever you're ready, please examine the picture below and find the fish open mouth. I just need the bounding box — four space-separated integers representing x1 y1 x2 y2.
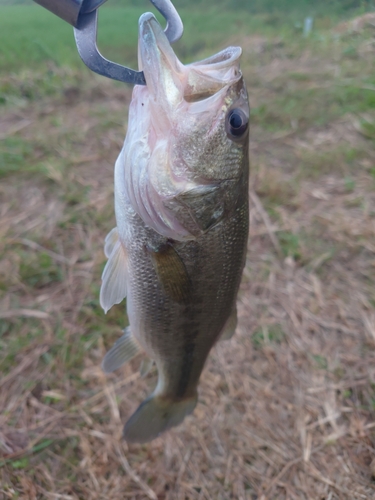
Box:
190 46 242 70
182 47 242 102
138 13 242 105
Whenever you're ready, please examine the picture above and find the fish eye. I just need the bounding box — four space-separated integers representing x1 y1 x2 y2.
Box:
226 108 248 139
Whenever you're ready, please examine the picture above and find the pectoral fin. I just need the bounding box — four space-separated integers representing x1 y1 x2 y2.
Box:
148 243 192 304
102 327 141 373
100 238 128 313
104 227 119 258
219 306 238 341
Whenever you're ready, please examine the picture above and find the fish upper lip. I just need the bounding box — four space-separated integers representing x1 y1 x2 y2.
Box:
190 46 242 71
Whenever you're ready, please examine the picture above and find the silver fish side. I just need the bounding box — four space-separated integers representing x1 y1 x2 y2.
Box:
100 12 250 443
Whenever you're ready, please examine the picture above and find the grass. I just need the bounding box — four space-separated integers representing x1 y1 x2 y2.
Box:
0 1 370 72
0 5 291 73
1 3 375 500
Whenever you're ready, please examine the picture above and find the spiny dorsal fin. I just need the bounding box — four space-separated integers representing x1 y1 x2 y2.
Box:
102 327 141 373
147 243 192 304
100 238 128 314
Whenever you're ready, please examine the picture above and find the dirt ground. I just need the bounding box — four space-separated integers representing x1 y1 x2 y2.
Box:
1 13 375 500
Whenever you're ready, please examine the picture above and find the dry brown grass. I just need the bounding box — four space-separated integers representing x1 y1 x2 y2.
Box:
1 13 375 500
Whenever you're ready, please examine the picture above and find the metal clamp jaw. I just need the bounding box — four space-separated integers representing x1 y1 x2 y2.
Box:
32 0 183 85
33 0 107 28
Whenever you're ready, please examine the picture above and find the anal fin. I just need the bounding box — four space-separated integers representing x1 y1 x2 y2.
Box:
102 327 141 373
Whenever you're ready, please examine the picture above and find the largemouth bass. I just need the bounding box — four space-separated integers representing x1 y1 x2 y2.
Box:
100 12 249 443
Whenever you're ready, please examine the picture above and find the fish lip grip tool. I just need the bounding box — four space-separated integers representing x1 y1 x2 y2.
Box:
33 0 108 27
32 0 183 85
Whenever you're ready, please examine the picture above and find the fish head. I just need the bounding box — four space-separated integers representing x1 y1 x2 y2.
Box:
120 13 249 239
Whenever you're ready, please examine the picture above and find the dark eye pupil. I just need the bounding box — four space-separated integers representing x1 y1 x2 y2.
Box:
229 112 243 129
227 108 248 138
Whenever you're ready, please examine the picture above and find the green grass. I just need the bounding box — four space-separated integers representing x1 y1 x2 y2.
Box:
252 85 375 132
0 137 34 176
0 5 283 73
296 145 369 179
1 3 375 497
0 1 371 74
251 324 285 349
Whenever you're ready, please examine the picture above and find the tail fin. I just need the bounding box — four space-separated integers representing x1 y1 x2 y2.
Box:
123 393 197 444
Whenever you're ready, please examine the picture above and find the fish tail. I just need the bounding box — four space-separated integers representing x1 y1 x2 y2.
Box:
123 393 197 444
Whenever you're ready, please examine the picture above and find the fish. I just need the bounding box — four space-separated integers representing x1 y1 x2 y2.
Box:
100 11 249 444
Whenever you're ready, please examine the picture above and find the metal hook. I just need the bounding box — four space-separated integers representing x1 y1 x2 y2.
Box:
32 0 183 85
73 0 183 85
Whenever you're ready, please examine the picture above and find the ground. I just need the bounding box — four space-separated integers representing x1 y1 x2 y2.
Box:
1 8 375 500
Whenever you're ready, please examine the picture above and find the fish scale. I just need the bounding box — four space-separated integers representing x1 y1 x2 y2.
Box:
121 194 248 426
100 12 250 443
